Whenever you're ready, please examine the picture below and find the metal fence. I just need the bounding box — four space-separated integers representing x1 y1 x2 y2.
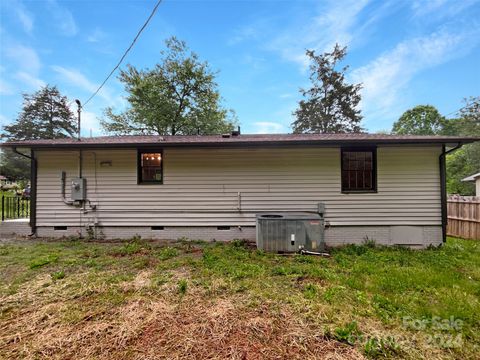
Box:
1 195 30 220
447 196 480 240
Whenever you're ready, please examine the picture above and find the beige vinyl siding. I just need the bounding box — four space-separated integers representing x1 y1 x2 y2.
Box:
35 146 442 227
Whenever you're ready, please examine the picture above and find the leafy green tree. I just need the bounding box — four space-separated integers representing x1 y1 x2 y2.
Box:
392 105 446 135
442 96 480 136
391 99 479 195
102 37 235 135
292 44 363 134
446 146 479 195
1 85 77 181
445 97 480 195
0 150 30 181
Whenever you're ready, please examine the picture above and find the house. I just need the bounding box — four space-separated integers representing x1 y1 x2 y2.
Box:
1 133 478 248
0 175 12 186
461 172 480 196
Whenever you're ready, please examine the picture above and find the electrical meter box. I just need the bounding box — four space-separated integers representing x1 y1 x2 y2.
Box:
71 177 86 201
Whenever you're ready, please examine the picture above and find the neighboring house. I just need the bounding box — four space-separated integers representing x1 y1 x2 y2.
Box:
461 172 480 196
0 175 17 190
1 133 478 247
0 175 11 186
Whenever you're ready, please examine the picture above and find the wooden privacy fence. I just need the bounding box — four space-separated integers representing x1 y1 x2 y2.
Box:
447 196 480 240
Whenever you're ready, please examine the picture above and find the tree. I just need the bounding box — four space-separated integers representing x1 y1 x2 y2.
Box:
2 85 77 141
102 37 235 136
391 99 480 195
442 96 480 136
292 44 363 134
0 85 77 181
392 105 446 135
0 150 30 181
445 97 480 195
446 146 479 195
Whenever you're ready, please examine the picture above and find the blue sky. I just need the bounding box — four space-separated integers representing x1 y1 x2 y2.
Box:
1 0 479 136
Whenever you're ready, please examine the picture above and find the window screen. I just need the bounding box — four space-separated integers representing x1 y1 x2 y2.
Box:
341 148 376 192
138 151 163 184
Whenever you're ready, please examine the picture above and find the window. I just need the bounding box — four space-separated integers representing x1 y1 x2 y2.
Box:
341 148 377 192
138 150 163 184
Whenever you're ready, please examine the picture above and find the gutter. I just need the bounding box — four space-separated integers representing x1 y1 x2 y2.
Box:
1 136 480 151
439 143 464 243
12 147 37 237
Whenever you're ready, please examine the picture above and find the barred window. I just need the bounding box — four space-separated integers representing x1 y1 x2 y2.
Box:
341 148 376 192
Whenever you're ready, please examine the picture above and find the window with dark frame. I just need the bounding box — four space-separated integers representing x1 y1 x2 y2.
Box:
341 148 377 192
138 151 163 184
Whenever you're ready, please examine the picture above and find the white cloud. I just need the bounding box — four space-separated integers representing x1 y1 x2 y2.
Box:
5 44 41 75
241 54 267 70
228 18 271 46
0 78 15 95
46 0 78 36
351 28 480 125
252 121 286 134
51 65 118 106
267 0 374 68
78 110 102 137
411 0 479 18
10 0 34 33
229 1 400 71
15 71 45 90
52 65 97 93
0 114 10 126
412 0 448 15
87 28 106 43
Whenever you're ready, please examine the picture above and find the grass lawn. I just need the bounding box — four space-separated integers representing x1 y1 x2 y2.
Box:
0 237 479 359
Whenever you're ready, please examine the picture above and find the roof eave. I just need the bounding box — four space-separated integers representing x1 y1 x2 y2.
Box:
1 137 479 149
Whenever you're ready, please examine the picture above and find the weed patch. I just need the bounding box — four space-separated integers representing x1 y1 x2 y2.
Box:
177 279 188 295
363 336 402 358
29 254 59 269
158 247 178 260
332 321 362 345
51 270 65 280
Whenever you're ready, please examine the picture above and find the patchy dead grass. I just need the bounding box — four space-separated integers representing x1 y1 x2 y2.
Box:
0 272 361 360
0 238 479 359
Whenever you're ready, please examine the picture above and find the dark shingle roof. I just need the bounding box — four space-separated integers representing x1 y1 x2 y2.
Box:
1 133 479 149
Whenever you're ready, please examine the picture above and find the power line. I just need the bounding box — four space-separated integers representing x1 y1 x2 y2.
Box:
445 107 462 118
82 0 163 108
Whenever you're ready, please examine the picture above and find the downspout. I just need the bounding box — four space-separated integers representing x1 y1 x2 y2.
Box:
439 143 463 243
12 147 37 237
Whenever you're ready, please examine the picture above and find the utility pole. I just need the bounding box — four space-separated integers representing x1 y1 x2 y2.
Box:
75 99 81 141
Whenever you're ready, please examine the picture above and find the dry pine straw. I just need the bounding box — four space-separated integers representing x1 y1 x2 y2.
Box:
0 270 364 360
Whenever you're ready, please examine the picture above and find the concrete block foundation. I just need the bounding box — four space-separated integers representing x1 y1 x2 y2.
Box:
30 224 443 248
